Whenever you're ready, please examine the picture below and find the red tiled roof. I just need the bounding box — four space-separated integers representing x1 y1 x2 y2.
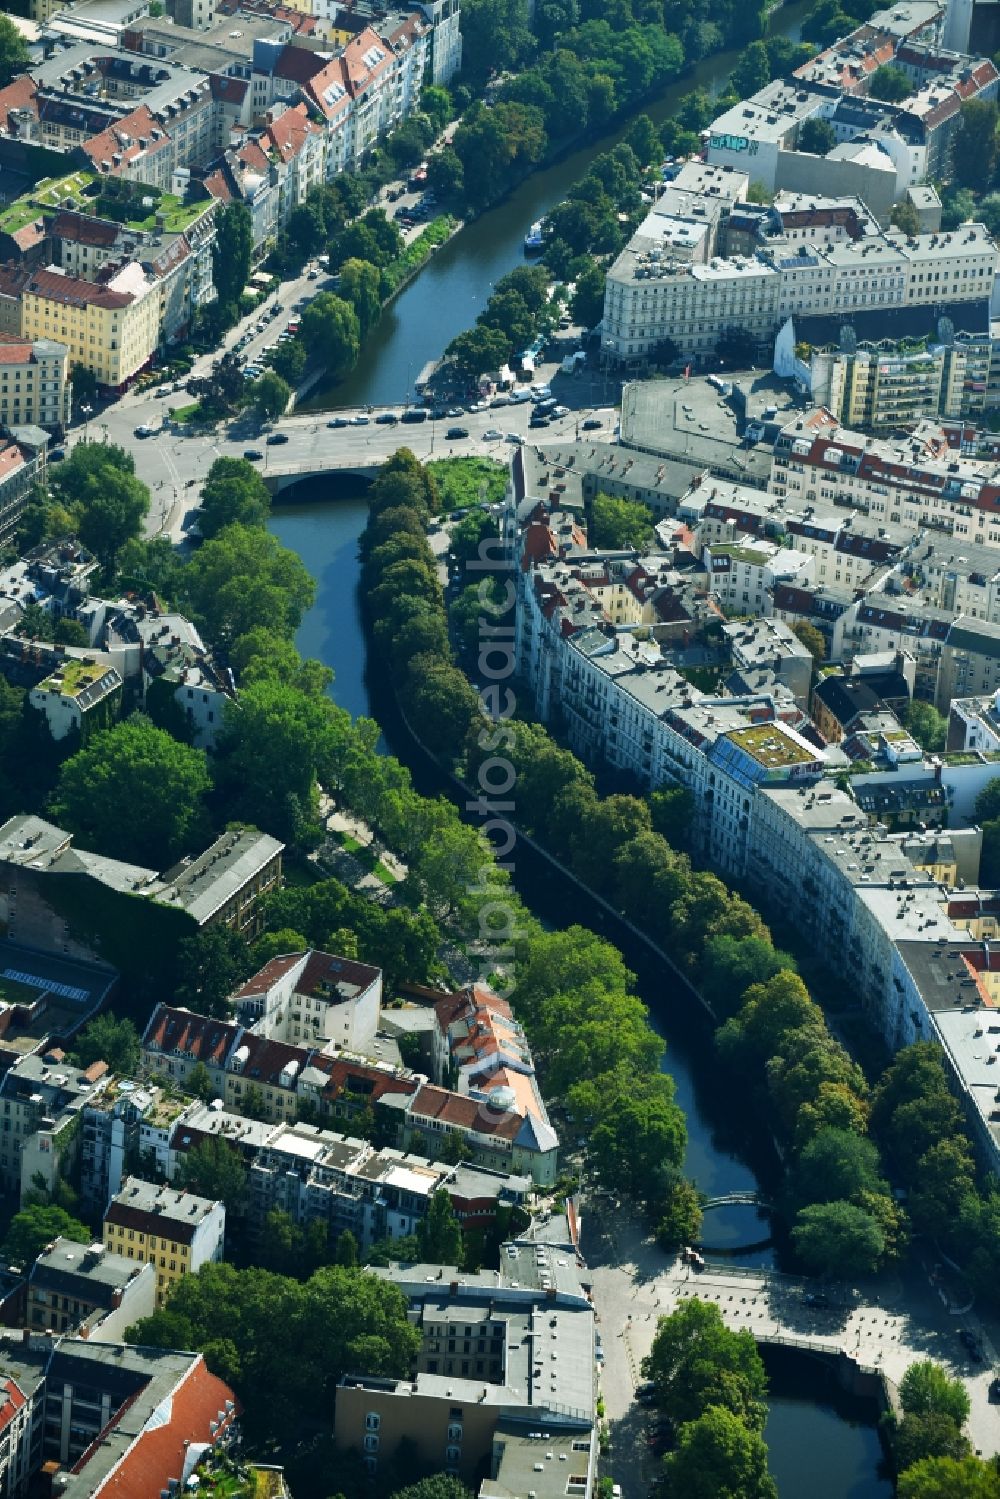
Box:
142 1004 240 1066
274 44 330 84
0 337 34 365
0 76 38 134
26 267 132 311
308 1053 417 1105
237 140 270 175
409 1083 521 1139
48 211 120 248
202 168 233 203
80 106 171 176
209 73 248 104
265 103 320 164
234 1032 310 1088
304 57 352 120
91 1357 239 1497
0 445 26 483
342 27 392 95
0 1376 26 1435
9 220 44 252
234 949 380 1003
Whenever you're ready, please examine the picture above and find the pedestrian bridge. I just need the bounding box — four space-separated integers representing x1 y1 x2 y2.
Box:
702 1192 772 1211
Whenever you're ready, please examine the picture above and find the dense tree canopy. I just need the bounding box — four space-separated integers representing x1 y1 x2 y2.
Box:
642 1299 769 1432
661 1405 778 1499
175 1136 248 1213
69 1013 140 1076
51 717 210 867
0 16 30 87
179 524 315 646
127 1261 421 1439
5 1205 90 1266
199 458 271 538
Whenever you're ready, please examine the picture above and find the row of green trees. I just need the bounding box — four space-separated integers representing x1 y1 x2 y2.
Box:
457 0 770 103
359 452 698 1239
356 450 923 1275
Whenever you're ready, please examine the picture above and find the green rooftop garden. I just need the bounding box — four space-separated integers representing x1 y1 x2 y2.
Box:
728 723 815 767
713 543 770 566
0 171 98 235
38 656 113 699
0 171 210 240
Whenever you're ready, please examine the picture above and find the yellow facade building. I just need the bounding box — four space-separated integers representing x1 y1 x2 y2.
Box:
20 264 160 390
103 1177 226 1306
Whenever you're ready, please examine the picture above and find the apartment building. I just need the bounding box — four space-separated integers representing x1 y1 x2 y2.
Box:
142 1005 242 1096
25 1238 155 1340
27 653 123 742
767 407 1000 548
79 1077 161 1214
339 1248 595 1493
602 215 998 365
232 948 383 1053
0 816 283 970
0 334 70 432
0 440 48 551
19 264 159 390
0 1332 238 1498
243 1120 530 1249
0 1051 111 1205
103 1176 225 1305
809 335 993 430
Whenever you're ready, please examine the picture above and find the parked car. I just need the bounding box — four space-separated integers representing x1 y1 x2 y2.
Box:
505 432 524 444
582 417 602 430
351 414 370 426
446 425 469 439
429 407 448 420
244 448 263 461
328 417 349 428
552 404 570 417
401 408 427 423
446 407 464 418
266 432 288 446
529 415 550 428
375 411 398 424
134 424 155 438
483 428 503 441
156 385 171 397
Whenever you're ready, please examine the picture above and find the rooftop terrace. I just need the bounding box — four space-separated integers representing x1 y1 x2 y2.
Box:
728 723 817 767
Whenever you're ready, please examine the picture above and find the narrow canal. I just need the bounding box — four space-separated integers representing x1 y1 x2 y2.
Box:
276 9 886 1479
269 486 892 1497
305 0 811 410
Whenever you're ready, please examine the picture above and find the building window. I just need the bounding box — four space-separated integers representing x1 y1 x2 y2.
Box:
365 1413 380 1431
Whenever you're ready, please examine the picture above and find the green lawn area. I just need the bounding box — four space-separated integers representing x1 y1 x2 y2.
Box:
171 401 204 424
332 829 399 884
0 170 97 234
0 975 44 1004
428 456 508 513
122 192 207 233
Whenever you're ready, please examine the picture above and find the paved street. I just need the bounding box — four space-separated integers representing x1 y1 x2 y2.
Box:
76 394 616 543
585 1204 1000 1497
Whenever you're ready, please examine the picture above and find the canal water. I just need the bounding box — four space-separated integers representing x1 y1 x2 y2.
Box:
306 0 811 410
270 487 892 1497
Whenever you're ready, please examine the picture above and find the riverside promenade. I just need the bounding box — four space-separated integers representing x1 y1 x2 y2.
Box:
585 1204 999 1493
